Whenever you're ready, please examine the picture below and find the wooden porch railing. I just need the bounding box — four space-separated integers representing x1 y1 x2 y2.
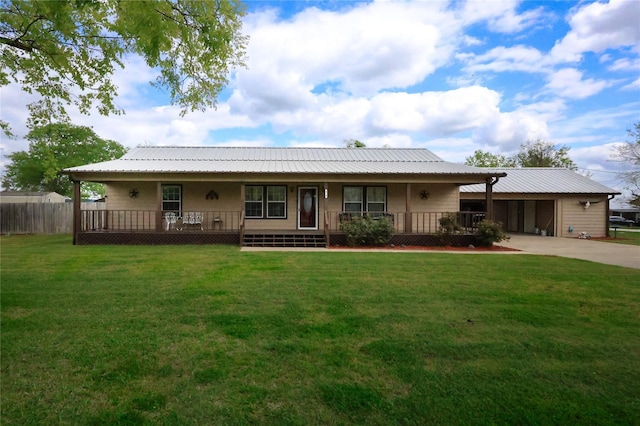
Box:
326 211 485 234
80 209 485 235
80 210 242 232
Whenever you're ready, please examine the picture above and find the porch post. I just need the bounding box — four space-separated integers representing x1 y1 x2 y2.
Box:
405 183 412 233
72 180 81 245
156 182 163 231
485 177 494 221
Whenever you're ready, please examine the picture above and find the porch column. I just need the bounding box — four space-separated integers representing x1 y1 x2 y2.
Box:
405 183 412 233
72 180 81 245
485 178 494 222
156 182 163 231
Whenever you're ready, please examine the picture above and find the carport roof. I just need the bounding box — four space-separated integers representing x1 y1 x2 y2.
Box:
461 168 620 194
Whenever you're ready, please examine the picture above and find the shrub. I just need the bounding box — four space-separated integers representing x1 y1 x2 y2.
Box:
474 220 508 246
340 216 393 247
436 214 463 246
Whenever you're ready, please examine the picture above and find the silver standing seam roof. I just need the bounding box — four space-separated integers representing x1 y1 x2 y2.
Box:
461 168 620 194
63 146 499 176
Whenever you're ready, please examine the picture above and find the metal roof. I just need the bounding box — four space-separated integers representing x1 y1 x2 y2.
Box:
63 146 494 175
461 168 620 194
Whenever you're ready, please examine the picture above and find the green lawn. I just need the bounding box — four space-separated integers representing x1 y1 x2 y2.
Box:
606 228 640 246
2 235 639 425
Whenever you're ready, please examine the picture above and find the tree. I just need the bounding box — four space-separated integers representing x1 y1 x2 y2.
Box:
464 150 516 167
514 139 577 170
464 140 577 170
2 123 127 197
344 139 366 148
613 122 640 205
0 0 248 128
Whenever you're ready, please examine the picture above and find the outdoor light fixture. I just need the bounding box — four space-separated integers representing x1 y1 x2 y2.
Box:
324 188 328 199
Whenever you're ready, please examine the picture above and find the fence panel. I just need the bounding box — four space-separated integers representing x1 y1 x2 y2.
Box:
0 203 74 234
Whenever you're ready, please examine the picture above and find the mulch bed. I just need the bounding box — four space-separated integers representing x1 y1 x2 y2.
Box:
329 244 520 252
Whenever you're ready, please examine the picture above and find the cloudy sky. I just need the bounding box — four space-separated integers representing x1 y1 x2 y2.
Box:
2 0 639 203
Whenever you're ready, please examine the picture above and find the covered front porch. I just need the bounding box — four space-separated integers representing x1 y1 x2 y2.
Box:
74 206 487 246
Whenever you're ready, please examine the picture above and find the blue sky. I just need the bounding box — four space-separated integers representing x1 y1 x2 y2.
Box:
2 0 639 204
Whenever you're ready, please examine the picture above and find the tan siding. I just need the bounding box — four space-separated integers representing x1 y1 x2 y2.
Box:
558 196 608 238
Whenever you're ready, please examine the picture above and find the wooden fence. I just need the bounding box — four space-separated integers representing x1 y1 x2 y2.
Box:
0 203 104 235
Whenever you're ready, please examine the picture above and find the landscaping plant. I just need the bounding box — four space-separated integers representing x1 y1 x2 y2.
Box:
340 216 393 247
474 219 509 246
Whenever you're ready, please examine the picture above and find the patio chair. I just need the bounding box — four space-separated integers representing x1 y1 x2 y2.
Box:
164 212 177 231
182 212 203 230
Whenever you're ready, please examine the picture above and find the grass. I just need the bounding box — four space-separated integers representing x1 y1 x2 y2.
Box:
606 228 640 246
2 235 640 425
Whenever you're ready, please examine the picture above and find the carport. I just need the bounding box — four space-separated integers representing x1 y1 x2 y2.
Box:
461 168 620 238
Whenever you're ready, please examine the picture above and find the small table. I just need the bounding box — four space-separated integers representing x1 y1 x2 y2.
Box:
610 224 620 238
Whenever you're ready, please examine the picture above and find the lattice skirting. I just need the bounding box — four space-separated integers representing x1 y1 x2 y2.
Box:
330 233 476 247
77 232 474 247
76 232 240 245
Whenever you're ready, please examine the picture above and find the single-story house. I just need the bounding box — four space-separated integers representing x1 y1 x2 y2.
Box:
62 146 506 246
460 168 621 238
63 147 622 245
0 191 69 203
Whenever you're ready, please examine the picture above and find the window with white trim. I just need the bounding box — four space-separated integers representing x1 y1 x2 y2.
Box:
245 185 287 219
267 186 286 218
343 186 363 213
162 184 182 213
245 186 264 218
367 187 386 212
343 186 386 213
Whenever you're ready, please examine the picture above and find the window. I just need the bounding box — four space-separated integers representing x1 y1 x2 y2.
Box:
245 185 287 219
343 187 363 213
367 187 386 212
343 186 386 213
267 186 286 218
245 186 263 218
162 184 181 213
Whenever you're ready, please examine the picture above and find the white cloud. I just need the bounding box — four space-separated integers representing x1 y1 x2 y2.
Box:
459 45 548 73
551 0 640 63
621 77 640 91
473 109 549 149
545 68 612 99
607 57 640 72
367 86 501 136
459 0 544 33
236 1 460 107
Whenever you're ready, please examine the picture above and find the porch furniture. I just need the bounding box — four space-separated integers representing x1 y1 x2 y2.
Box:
213 216 223 230
182 212 203 230
164 212 177 231
339 212 353 223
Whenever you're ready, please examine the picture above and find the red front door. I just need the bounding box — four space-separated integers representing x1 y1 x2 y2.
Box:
298 187 318 229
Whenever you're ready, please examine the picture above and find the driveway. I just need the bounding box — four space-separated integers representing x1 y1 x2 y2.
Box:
499 234 640 269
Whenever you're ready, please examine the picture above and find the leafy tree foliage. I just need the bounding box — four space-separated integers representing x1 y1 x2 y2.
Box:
344 139 366 148
2 123 127 197
613 122 640 205
514 139 577 170
464 150 516 167
0 0 248 128
465 140 577 170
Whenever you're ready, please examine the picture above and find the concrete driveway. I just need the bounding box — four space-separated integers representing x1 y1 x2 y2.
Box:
498 234 640 269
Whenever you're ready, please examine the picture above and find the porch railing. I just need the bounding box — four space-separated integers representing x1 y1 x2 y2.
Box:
80 209 485 235
80 210 242 232
327 211 485 234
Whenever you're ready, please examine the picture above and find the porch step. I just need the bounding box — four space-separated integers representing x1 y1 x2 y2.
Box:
242 233 326 248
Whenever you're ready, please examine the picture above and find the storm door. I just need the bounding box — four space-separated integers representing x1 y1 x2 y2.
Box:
298 187 318 230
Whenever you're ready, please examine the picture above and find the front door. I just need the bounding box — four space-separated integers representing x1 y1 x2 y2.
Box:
298 187 318 230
